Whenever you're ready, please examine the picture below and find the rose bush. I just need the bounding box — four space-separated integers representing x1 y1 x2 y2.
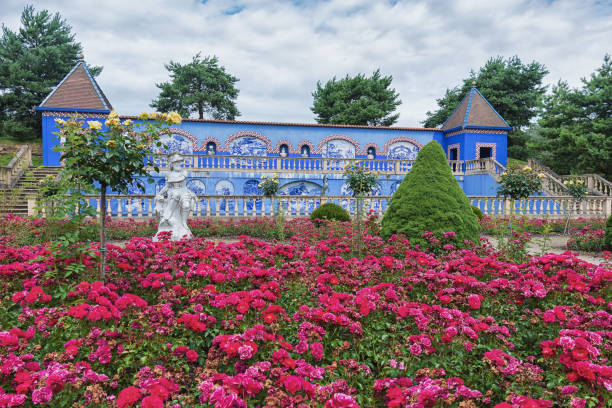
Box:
0 216 609 407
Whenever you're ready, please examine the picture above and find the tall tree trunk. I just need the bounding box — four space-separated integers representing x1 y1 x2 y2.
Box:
198 103 203 119
99 183 107 280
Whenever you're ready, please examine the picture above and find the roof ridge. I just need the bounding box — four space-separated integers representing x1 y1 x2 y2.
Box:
37 61 112 112
118 115 441 131
472 88 510 128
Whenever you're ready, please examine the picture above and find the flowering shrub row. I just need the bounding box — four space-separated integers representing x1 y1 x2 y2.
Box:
566 225 607 252
480 216 606 235
0 218 610 406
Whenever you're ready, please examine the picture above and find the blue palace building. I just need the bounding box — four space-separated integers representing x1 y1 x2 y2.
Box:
36 61 510 214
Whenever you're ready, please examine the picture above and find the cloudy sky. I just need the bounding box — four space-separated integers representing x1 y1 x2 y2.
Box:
3 0 611 126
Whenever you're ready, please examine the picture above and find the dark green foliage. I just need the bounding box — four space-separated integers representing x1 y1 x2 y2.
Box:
423 56 548 160
534 55 611 179
310 203 350 226
471 205 483 220
151 53 240 120
380 141 480 247
0 5 101 141
311 69 401 126
605 214 612 250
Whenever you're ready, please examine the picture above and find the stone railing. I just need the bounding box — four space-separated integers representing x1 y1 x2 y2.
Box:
560 174 612 197
31 194 609 219
0 145 31 188
527 158 612 197
69 195 389 218
469 196 611 218
144 155 502 177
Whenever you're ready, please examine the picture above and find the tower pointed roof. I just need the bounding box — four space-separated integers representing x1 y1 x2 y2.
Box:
441 85 511 132
37 60 112 113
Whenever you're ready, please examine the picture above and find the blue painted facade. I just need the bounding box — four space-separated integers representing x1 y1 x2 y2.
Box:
41 113 508 198
37 61 510 200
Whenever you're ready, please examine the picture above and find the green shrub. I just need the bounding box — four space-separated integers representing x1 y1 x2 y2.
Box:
605 214 612 250
471 205 483 220
310 203 350 226
380 141 480 247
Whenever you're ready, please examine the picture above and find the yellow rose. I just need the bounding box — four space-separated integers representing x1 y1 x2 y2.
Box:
107 110 119 119
105 117 121 127
168 112 182 125
148 112 158 120
88 121 102 130
54 118 66 126
106 140 117 148
123 119 133 126
523 166 532 172
139 112 149 120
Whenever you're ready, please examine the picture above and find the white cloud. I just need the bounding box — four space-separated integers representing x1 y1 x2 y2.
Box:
2 0 610 125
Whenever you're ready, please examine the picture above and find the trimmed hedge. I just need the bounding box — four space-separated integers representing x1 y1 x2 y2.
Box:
310 203 350 226
380 141 480 247
472 205 484 220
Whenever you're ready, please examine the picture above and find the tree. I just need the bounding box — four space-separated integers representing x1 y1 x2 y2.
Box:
151 53 240 120
423 56 548 159
380 141 480 248
311 69 401 126
55 110 180 278
535 55 611 179
0 5 101 141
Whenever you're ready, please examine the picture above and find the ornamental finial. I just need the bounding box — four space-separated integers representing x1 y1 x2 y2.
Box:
472 80 476 88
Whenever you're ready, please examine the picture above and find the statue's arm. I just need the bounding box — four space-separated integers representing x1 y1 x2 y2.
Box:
156 184 169 198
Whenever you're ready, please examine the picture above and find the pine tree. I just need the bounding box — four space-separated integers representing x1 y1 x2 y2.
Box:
0 5 101 141
311 69 401 126
151 53 240 120
380 141 480 247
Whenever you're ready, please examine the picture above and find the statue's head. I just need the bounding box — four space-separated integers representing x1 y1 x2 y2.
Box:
168 152 183 168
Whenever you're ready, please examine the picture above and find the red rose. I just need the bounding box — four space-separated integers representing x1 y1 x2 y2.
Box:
566 371 579 382
571 348 589 361
186 349 198 362
117 386 141 408
148 384 169 401
264 313 276 324
141 395 163 408
282 358 296 369
283 376 302 394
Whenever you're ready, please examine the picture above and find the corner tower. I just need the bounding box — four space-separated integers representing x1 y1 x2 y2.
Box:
36 60 112 165
441 83 511 166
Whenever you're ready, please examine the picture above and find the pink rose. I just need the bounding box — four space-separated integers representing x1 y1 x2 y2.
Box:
467 294 481 309
32 386 53 404
310 342 324 361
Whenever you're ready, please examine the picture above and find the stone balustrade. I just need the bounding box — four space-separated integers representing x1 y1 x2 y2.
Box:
143 155 502 177
29 194 610 219
0 145 31 188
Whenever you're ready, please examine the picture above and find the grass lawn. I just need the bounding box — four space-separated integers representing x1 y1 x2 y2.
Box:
507 157 528 167
0 136 42 167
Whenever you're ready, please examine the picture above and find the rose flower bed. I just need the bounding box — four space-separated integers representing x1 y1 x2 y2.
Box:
0 218 610 407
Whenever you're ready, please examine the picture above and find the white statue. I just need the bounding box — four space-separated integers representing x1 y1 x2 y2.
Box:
153 152 197 241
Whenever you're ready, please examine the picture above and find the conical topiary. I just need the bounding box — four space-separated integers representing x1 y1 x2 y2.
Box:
380 140 480 247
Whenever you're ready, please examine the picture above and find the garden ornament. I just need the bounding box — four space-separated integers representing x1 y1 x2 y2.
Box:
153 152 197 241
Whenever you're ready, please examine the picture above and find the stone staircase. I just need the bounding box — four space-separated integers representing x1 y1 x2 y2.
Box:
0 166 61 216
528 159 612 197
